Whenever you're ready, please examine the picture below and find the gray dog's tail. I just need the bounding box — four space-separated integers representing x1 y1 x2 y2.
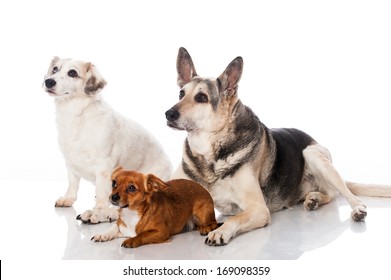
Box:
346 181 391 197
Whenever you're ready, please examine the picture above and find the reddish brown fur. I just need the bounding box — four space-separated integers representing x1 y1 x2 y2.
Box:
111 167 218 248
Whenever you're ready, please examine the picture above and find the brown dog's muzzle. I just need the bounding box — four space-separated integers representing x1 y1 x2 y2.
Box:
110 193 120 205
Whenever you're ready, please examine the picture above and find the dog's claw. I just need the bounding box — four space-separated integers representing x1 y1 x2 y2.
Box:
307 199 318 210
352 210 367 222
205 236 227 246
76 214 81 220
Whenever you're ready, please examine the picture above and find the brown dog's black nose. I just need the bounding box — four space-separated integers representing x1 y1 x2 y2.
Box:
110 193 120 203
45 79 56 88
165 108 180 121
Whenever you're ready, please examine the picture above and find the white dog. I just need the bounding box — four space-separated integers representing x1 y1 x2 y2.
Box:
43 57 173 223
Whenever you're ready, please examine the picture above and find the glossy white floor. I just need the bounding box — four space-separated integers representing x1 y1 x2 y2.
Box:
2 179 390 261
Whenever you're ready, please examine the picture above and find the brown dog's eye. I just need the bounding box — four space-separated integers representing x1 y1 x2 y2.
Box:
127 185 137 193
52 67 59 74
112 180 117 189
194 92 208 103
68 69 78 78
179 90 185 100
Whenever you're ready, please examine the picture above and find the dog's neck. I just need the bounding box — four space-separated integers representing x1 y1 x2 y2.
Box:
54 94 103 116
187 130 213 156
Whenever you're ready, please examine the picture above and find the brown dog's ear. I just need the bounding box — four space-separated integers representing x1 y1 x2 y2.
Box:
84 63 107 95
217 56 243 97
111 166 124 180
177 47 197 88
146 174 169 193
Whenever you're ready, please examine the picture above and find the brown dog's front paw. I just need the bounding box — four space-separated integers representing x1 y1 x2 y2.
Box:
197 222 219 236
121 238 141 248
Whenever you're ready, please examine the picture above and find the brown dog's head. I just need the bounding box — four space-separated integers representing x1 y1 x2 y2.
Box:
110 167 169 208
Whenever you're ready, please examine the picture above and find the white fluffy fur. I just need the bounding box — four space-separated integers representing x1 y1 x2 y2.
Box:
44 57 172 223
91 208 140 242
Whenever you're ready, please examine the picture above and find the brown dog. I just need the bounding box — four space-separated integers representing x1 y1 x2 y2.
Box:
91 167 218 248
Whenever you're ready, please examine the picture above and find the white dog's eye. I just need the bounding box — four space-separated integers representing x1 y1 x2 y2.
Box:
52 67 59 74
68 69 78 78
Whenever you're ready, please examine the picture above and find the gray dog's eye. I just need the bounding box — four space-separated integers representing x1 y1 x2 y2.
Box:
68 69 78 78
179 90 185 100
52 67 58 74
194 92 208 103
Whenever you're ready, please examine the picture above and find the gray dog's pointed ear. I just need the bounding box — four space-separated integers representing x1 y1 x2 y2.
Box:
177 47 197 88
217 57 243 97
84 63 107 95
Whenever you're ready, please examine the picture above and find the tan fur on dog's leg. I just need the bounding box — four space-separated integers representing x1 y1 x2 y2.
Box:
55 166 80 207
205 167 270 245
304 191 331 210
303 144 367 221
206 205 270 246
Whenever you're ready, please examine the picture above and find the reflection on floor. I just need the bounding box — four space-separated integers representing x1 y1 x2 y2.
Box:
1 180 391 261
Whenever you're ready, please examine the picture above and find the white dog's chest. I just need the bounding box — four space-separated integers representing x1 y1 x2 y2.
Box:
56 104 113 180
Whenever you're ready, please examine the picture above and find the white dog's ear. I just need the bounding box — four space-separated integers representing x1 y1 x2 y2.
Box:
177 47 197 88
217 57 243 97
84 63 107 95
111 166 124 180
50 56 60 67
47 56 60 75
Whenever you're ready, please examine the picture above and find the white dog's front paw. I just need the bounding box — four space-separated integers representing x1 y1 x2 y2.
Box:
205 228 232 246
91 224 120 242
91 233 116 242
76 208 119 224
351 205 367 222
55 196 76 207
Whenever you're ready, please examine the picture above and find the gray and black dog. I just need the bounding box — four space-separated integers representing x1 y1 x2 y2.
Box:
166 47 391 246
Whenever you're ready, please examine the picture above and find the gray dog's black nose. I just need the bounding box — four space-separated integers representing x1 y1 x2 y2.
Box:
165 108 180 121
45 79 56 88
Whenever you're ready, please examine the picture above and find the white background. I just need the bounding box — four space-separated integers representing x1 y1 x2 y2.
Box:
1 0 391 279
0 0 390 184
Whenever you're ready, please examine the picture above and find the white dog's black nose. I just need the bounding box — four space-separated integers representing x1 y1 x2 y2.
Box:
45 78 56 89
165 108 180 121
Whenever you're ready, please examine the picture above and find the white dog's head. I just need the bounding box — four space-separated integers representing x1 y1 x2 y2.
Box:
43 57 106 98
